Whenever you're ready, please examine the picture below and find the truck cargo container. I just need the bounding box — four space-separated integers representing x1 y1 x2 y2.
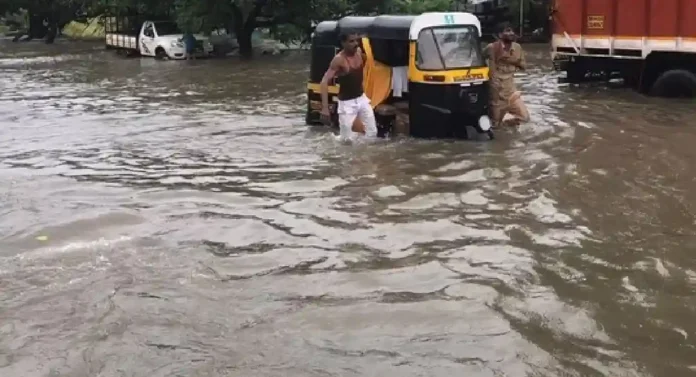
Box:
550 0 696 97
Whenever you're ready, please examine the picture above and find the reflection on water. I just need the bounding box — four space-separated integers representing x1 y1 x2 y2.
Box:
1 40 696 377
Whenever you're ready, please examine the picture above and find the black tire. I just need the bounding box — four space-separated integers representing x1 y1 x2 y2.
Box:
155 47 168 60
649 69 696 98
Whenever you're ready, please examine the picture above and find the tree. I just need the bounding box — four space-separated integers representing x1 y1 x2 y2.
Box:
228 0 270 56
172 0 361 57
172 0 275 57
387 0 455 14
267 0 355 46
12 0 531 53
5 0 96 42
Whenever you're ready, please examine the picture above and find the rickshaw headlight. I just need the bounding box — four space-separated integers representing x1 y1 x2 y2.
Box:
478 115 491 131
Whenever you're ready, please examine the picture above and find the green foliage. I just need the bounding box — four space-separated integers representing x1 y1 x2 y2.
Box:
173 0 228 34
387 0 455 14
3 0 551 52
269 23 304 45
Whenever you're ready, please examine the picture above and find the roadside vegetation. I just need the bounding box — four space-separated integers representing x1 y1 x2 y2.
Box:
1 0 551 56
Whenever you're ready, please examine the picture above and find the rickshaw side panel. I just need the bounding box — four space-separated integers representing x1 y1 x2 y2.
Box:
309 21 339 83
306 21 340 126
309 45 339 83
368 15 414 66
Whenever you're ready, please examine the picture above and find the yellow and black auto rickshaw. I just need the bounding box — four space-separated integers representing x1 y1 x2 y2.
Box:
305 12 493 140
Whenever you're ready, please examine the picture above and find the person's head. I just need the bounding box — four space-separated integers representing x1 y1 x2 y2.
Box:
340 32 360 55
497 22 515 42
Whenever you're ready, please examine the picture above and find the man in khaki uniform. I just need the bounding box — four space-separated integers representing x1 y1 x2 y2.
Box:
483 23 529 127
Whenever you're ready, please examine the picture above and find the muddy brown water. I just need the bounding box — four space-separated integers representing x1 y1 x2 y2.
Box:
1 40 696 377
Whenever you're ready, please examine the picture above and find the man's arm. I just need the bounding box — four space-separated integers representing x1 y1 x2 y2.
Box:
320 56 342 113
515 45 527 70
482 43 491 61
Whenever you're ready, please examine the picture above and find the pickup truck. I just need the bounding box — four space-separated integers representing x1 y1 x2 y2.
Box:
105 19 214 59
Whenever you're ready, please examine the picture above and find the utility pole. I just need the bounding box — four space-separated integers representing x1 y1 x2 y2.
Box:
519 0 524 37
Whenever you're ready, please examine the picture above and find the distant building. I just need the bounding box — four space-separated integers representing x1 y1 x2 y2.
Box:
457 0 510 38
458 0 550 40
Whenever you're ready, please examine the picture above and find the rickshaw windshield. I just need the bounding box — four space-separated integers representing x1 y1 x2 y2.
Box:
416 25 484 70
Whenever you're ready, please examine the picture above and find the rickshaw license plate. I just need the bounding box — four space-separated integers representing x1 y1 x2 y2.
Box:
454 73 484 82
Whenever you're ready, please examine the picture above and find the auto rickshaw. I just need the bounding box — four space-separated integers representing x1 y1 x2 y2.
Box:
305 12 492 140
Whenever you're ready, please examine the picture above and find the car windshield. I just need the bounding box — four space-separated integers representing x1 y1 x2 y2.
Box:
154 22 182 36
416 26 484 70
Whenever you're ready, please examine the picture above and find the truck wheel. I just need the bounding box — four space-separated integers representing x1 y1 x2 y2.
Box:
155 47 169 60
650 69 696 98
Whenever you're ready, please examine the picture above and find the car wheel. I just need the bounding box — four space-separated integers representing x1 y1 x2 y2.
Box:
155 47 169 60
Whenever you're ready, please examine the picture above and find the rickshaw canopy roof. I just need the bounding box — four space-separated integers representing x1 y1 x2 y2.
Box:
336 16 375 36
314 20 337 34
312 20 338 46
409 12 482 40
320 12 482 44
367 15 415 40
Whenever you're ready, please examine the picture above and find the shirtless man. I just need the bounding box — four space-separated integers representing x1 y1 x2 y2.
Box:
483 23 529 127
320 32 378 141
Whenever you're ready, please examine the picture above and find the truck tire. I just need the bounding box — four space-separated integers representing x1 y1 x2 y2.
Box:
155 47 169 60
650 69 696 98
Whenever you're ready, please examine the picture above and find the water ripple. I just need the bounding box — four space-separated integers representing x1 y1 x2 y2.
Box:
1 41 694 376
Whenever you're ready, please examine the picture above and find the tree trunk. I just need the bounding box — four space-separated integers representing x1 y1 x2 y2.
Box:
230 1 267 58
44 12 58 44
236 28 253 57
27 11 48 40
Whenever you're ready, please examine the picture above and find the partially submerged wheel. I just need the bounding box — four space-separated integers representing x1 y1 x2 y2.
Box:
155 47 169 60
649 69 696 98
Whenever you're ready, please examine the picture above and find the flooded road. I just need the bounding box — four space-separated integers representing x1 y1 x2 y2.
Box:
2 39 696 377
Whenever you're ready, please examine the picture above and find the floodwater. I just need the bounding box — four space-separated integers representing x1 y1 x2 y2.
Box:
1 39 696 377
